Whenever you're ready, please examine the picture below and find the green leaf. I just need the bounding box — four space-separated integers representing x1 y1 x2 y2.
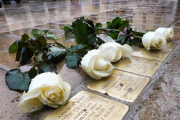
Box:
37 62 51 73
119 20 129 29
70 44 86 51
109 32 119 39
116 35 126 43
84 18 95 34
65 30 73 39
26 46 36 52
43 30 49 34
65 53 81 69
5 69 31 91
77 44 86 50
37 62 56 73
95 23 102 28
69 44 87 56
16 47 33 64
21 34 30 42
106 21 112 27
29 39 40 46
77 49 87 56
73 20 88 44
42 52 48 62
85 18 94 27
37 36 47 47
28 66 37 79
112 17 121 27
47 46 67 63
63 25 74 39
87 34 96 47
31 29 41 38
63 25 73 31
9 40 20 53
46 32 57 40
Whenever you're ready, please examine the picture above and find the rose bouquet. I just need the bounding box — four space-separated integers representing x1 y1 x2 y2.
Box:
5 16 174 113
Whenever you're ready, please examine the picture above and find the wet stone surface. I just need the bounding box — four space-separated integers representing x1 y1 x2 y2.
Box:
0 0 180 120
124 42 180 120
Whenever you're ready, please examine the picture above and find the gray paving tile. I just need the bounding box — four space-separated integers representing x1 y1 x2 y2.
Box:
0 35 18 51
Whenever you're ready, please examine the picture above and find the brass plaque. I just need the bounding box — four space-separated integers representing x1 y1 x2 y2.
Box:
164 41 177 50
114 56 162 76
132 48 171 61
88 71 149 102
45 91 129 120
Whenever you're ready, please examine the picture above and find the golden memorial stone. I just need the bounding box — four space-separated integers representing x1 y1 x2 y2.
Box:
114 56 162 76
132 48 171 61
88 70 149 102
45 91 129 120
165 41 177 50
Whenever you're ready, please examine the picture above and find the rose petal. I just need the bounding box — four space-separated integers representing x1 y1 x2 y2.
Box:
81 50 114 79
18 89 44 113
142 32 166 50
92 57 114 77
38 86 62 107
155 27 174 40
57 81 71 105
99 42 122 62
28 73 61 92
81 50 104 79
154 32 166 49
120 44 133 58
166 28 174 40
155 27 168 38
142 32 156 50
99 46 118 62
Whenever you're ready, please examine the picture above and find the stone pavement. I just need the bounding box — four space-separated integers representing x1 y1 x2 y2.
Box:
0 0 180 120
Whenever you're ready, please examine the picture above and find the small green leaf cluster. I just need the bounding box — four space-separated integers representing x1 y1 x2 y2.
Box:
63 17 104 49
6 29 67 91
63 16 145 47
6 28 90 91
65 44 87 69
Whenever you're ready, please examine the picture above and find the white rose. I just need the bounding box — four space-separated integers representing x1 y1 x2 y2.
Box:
142 32 167 50
121 44 133 58
98 42 133 62
81 50 114 80
155 27 174 40
18 72 71 113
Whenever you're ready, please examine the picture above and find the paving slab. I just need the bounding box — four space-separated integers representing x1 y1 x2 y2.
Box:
45 91 129 120
0 51 19 71
0 0 180 120
0 35 18 52
2 28 63 38
88 70 149 102
114 56 162 77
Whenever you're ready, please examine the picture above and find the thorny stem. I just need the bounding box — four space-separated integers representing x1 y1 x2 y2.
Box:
83 20 99 34
133 35 142 39
33 51 40 62
53 39 72 52
95 27 120 32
